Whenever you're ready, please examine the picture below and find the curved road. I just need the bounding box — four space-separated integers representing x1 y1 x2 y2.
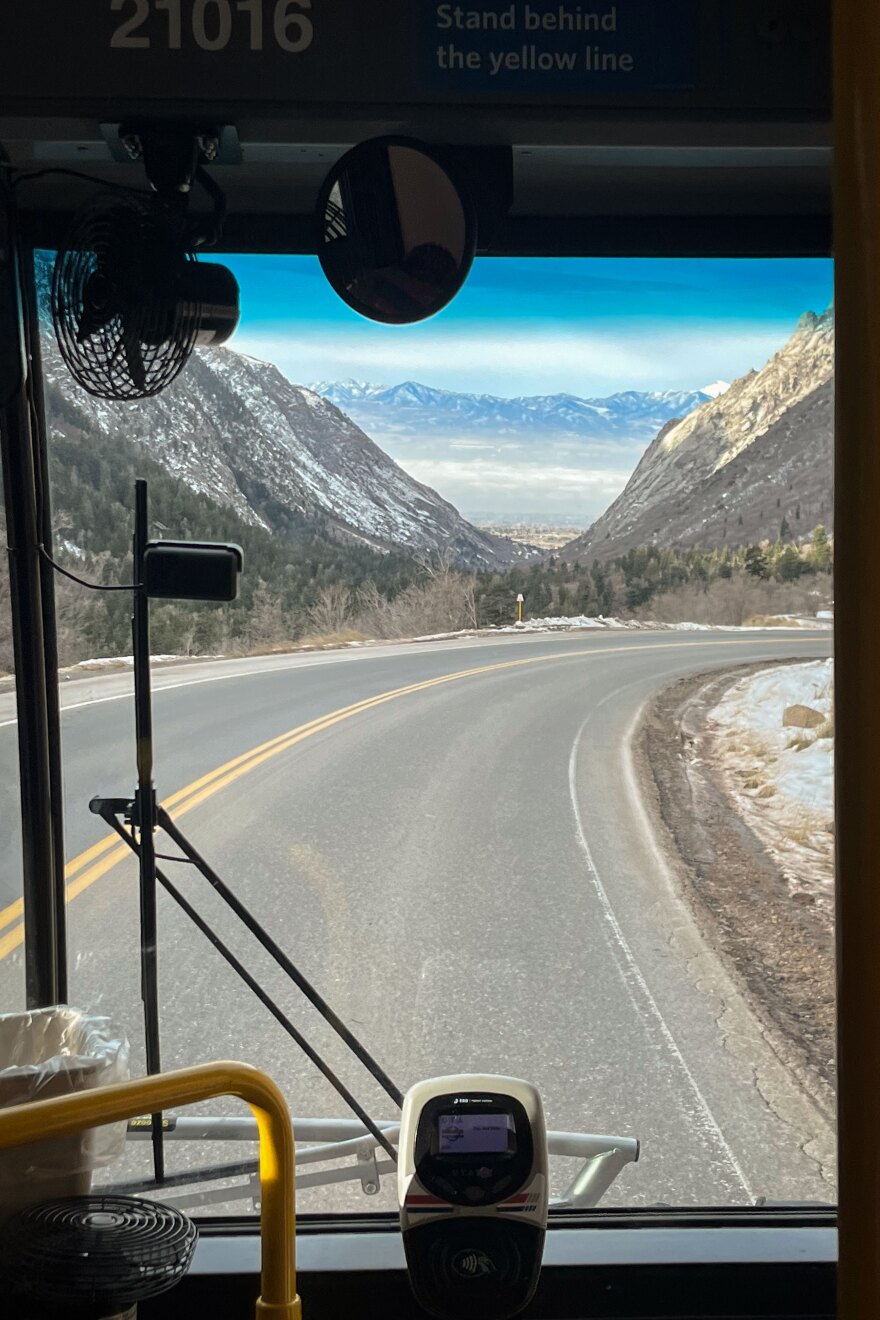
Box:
0 630 834 1211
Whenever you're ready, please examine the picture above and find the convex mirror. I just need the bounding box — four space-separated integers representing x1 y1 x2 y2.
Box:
317 137 476 325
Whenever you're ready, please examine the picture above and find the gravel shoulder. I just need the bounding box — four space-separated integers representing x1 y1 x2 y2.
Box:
635 664 836 1120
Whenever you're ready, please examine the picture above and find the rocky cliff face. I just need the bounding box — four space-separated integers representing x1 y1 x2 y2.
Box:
562 308 834 560
41 337 531 570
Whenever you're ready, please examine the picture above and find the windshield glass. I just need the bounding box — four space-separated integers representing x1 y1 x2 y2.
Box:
1 254 835 1216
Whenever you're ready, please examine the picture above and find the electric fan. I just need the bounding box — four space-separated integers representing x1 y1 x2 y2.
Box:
51 191 239 401
2 1194 197 1319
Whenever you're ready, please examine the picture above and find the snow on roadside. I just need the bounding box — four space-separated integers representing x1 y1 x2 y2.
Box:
59 614 832 672
494 614 831 635
708 660 834 912
71 654 223 670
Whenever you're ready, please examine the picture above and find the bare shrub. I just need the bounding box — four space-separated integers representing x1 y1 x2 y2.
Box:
243 580 290 651
306 583 354 636
643 575 832 627
349 560 478 640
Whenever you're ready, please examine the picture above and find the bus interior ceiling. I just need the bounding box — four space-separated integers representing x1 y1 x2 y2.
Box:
0 3 831 254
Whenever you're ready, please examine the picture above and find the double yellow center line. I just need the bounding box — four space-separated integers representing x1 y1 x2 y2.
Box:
0 637 823 963
0 652 572 960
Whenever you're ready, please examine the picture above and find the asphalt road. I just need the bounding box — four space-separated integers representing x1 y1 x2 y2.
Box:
0 630 835 1213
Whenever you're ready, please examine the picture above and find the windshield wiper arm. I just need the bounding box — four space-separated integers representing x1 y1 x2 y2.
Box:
156 806 403 1110
96 808 399 1163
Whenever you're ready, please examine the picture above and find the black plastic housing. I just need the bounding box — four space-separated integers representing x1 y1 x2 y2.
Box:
143 541 242 602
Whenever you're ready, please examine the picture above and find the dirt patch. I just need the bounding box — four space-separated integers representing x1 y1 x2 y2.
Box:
635 664 836 1117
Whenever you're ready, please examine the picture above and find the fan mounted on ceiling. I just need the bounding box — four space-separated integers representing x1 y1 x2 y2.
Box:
51 129 240 401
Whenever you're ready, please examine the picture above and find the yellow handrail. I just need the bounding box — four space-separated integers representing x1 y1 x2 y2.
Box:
0 1060 300 1320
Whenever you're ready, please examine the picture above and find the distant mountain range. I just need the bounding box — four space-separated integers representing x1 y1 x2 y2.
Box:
311 379 725 443
34 245 831 574
562 309 833 561
43 347 537 570
33 252 544 570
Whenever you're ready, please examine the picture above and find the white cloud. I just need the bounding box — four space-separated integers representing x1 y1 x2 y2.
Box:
400 457 630 521
448 440 503 451
231 320 792 399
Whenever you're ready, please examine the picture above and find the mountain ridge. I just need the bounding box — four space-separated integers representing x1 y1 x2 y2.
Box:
40 339 532 570
311 378 715 442
561 307 834 561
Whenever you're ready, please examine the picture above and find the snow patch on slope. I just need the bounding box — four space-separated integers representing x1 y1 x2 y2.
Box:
708 659 834 908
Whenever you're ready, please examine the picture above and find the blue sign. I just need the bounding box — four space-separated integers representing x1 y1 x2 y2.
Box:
422 0 696 94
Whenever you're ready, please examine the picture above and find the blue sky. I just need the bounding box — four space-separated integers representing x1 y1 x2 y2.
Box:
215 255 832 522
221 255 832 398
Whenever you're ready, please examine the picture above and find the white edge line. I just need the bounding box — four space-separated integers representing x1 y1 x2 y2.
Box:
568 699 755 1201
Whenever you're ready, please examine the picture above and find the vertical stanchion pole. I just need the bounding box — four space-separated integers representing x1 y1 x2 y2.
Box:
0 190 62 1006
132 479 164 1183
21 248 67 1005
834 4 880 1317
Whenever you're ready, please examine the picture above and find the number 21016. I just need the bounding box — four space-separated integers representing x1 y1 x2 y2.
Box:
110 0 313 53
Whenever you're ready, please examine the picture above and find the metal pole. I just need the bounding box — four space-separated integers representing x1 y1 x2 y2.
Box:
834 3 880 1317
132 478 164 1182
21 247 67 1005
0 189 62 1006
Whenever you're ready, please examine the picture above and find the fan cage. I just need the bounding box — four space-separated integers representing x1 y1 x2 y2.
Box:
2 1194 197 1307
51 193 203 401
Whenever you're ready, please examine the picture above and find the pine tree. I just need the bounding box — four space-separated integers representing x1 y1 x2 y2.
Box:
775 545 802 582
809 525 833 573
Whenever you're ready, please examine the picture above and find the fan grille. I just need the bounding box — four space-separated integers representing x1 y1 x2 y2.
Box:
52 193 201 401
2 1194 197 1308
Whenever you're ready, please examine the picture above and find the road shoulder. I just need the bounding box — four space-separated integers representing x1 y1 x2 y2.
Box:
634 664 836 1122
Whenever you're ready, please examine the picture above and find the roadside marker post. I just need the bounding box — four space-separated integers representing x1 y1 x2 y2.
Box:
517 593 524 623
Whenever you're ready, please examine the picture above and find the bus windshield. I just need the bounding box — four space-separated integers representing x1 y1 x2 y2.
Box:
0 253 835 1216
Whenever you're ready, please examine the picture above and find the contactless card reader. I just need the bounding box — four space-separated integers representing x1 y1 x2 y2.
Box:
398 1075 549 1320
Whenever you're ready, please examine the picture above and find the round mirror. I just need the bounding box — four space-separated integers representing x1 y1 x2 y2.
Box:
316 138 477 326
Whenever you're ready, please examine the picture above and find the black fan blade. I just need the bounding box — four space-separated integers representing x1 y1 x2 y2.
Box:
123 329 148 393
75 270 116 342
75 305 105 343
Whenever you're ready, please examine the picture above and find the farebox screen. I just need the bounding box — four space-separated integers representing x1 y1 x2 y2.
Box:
437 1112 512 1154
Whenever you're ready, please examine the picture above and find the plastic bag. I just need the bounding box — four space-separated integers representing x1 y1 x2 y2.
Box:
0 1006 130 1221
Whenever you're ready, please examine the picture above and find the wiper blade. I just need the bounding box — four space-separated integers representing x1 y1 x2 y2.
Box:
97 804 399 1162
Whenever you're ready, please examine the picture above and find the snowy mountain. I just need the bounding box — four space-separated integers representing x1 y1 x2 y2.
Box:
561 309 833 561
310 379 714 443
40 340 533 569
